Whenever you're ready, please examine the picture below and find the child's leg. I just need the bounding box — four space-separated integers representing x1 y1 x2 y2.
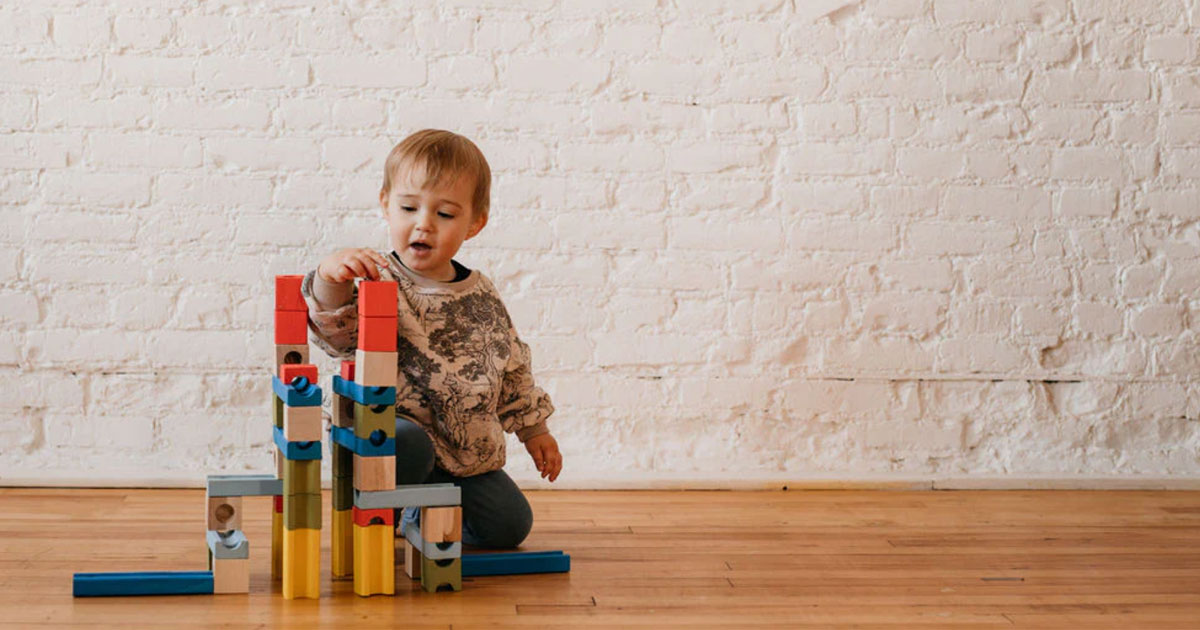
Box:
427 467 533 548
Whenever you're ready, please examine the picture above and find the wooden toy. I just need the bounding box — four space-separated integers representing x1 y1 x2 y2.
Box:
351 506 394 527
212 558 249 594
281 459 320 495
330 425 395 457
357 280 397 317
206 495 242 532
354 484 461 510
279 363 318 385
402 521 462 559
358 316 398 351
281 527 320 599
420 556 462 593
275 343 309 368
274 310 307 345
272 426 320 460
206 474 282 497
332 375 395 405
272 376 321 407
403 540 421 579
340 360 355 381
353 349 397 387
283 404 322 442
331 508 353 579
331 393 354 428
352 454 396 492
461 550 571 577
283 493 322 529
73 571 214 597
421 506 463 543
352 521 394 596
274 275 306 311
206 530 249 559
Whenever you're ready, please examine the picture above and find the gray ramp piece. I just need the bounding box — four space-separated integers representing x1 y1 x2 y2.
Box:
354 483 461 510
403 521 462 560
206 530 249 559
206 474 282 497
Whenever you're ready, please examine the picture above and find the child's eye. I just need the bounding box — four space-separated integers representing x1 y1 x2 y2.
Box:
401 206 416 213
438 212 455 219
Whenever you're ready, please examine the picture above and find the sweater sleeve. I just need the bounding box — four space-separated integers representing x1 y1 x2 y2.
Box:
497 331 555 442
300 270 358 360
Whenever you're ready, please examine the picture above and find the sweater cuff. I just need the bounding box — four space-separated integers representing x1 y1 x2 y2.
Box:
309 270 354 311
515 422 549 443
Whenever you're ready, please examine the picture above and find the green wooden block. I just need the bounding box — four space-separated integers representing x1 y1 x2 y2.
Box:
353 402 395 441
331 442 353 478
332 475 353 511
272 395 283 429
282 458 321 495
283 492 322 530
420 556 462 593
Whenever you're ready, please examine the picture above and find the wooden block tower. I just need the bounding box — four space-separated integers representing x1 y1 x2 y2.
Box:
273 275 321 599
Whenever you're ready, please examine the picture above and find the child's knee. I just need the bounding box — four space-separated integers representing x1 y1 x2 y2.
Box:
469 498 533 548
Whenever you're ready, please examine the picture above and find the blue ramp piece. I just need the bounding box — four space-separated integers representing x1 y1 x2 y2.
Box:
332 375 395 406
329 425 395 457
272 425 322 461
73 571 215 597
272 375 322 407
462 550 570 577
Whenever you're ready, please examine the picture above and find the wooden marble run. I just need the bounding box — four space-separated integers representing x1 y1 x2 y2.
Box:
73 275 569 598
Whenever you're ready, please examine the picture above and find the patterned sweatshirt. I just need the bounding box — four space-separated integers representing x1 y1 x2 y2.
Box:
301 252 554 477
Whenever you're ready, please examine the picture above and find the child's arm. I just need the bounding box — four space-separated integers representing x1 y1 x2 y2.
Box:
497 335 561 481
301 248 391 359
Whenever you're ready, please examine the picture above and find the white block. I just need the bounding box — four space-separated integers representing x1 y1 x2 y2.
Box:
354 349 397 387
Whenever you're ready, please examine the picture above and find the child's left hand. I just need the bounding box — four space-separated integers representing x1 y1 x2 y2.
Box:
523 433 563 482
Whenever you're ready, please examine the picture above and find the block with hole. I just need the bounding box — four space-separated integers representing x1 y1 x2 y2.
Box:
206 495 242 532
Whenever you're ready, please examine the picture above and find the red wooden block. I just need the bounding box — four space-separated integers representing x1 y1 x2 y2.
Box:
275 275 306 312
357 281 397 317
273 494 283 514
340 360 355 381
352 506 394 527
359 316 397 352
274 310 307 345
280 363 318 386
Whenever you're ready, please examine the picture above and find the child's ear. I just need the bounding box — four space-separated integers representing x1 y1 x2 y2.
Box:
466 212 488 240
378 189 389 217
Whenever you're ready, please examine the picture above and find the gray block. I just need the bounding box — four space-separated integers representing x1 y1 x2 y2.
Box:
206 474 282 497
403 521 462 560
206 529 249 559
354 483 461 510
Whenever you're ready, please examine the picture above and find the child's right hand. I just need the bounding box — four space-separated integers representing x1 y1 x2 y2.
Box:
317 248 391 284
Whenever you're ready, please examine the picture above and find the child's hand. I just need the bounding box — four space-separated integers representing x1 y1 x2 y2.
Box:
523 433 562 482
317 248 391 284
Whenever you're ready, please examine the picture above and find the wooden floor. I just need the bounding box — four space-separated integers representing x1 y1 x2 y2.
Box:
2 488 1198 628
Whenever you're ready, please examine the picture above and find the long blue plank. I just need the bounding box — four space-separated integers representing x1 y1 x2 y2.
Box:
73 571 215 597
329 425 395 457
332 375 395 406
462 550 570 577
272 425 322 461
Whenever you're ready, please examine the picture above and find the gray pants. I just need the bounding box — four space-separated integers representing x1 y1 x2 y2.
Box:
394 417 533 548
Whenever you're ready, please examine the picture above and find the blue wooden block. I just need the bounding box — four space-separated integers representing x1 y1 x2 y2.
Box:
272 425 322 461
272 375 322 407
332 375 395 406
73 571 215 597
329 425 395 457
461 551 570 577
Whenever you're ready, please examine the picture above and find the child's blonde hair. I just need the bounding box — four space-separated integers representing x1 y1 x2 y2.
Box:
381 129 491 218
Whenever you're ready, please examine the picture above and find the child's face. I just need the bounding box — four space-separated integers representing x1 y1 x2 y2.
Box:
379 164 486 282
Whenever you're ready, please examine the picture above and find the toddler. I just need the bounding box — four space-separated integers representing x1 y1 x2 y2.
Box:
301 129 561 548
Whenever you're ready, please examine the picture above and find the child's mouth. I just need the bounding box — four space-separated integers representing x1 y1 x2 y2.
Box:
410 243 431 253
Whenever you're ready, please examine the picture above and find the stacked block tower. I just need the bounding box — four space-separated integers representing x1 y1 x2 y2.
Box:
273 276 322 599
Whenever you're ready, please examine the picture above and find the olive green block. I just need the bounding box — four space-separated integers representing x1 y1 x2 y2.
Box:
353 402 395 441
273 395 283 429
283 492 322 530
332 474 354 511
332 441 353 478
282 458 321 495
420 556 461 593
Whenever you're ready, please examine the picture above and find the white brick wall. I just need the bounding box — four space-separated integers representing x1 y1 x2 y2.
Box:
2 0 1199 488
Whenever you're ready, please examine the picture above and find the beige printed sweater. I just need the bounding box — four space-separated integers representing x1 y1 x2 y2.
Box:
301 252 554 477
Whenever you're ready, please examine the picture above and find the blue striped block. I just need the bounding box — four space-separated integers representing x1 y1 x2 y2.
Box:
332 375 395 406
329 425 395 457
273 425 321 461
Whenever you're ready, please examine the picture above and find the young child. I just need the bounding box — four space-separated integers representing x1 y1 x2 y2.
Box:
300 129 561 548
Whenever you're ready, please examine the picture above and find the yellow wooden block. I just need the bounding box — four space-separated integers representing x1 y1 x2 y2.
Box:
282 527 320 600
271 510 282 580
331 508 353 579
353 522 394 597
213 557 249 594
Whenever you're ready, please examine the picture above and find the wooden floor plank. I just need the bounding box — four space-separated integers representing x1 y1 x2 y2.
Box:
1 488 1197 628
